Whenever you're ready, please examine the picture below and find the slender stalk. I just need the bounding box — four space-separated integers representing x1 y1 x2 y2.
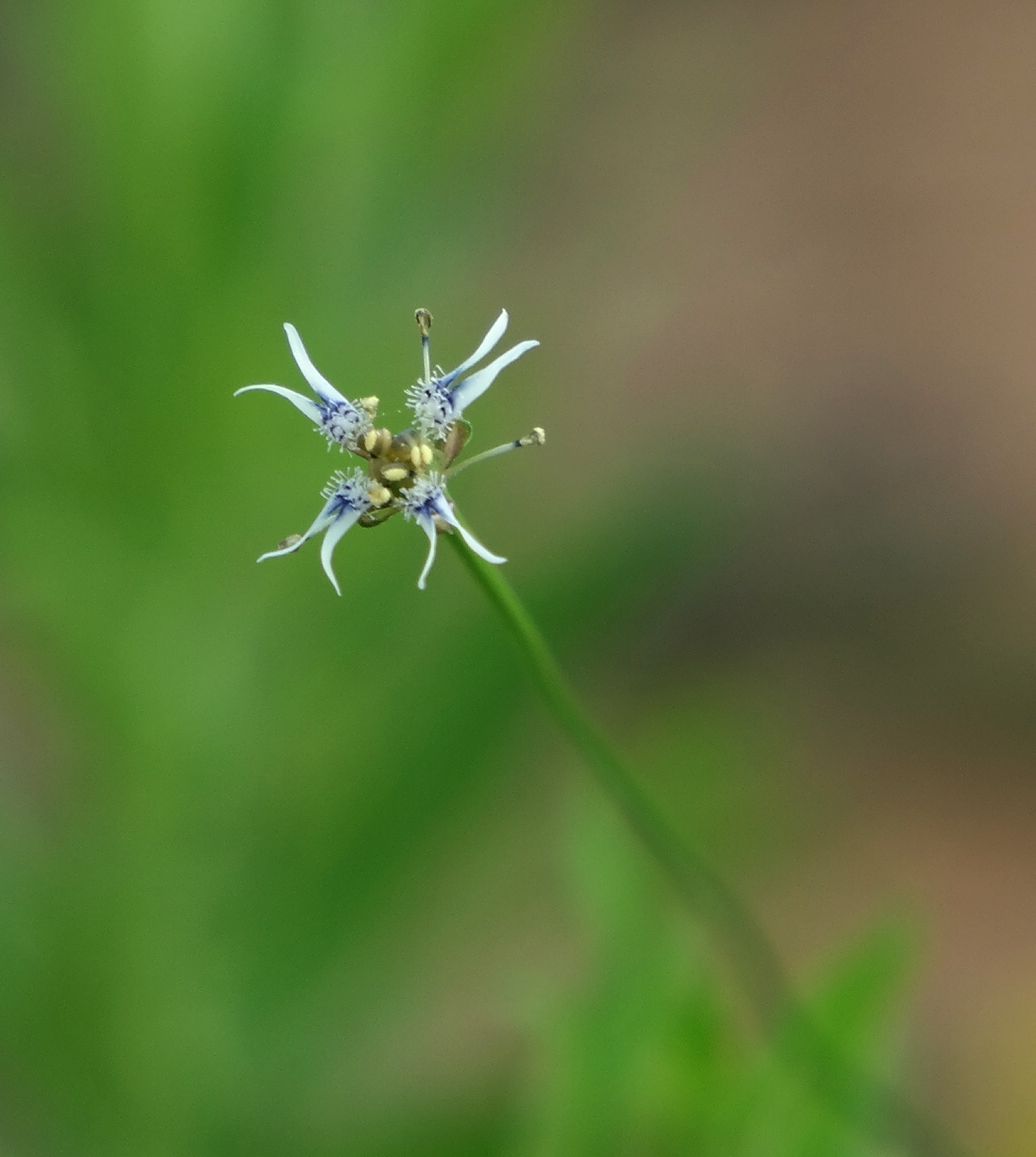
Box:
447 531 971 1157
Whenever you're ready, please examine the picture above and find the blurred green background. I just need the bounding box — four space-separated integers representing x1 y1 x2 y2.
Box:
3 1 1035 1153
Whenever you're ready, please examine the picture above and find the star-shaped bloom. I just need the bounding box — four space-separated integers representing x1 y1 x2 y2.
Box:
405 309 538 440
240 308 542 595
236 323 373 452
398 473 506 590
256 468 373 596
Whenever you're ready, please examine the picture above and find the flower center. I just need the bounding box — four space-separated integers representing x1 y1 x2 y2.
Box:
405 378 455 441
319 401 372 450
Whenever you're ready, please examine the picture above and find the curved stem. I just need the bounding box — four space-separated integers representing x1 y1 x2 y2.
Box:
446 532 971 1157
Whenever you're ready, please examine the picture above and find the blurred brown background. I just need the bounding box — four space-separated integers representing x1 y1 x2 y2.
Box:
525 1 1036 1146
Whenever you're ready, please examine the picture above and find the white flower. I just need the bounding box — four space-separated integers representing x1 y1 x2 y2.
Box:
236 323 372 452
240 308 543 595
398 473 506 590
405 309 538 440
257 468 373 596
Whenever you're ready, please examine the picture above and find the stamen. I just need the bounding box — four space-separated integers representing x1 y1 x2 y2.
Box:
415 307 433 387
447 427 546 478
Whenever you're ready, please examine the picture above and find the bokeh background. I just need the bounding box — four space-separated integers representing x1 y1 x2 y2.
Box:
2 1 1034 1153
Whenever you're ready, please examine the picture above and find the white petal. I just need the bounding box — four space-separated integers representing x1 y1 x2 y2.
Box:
284 323 348 404
319 509 362 596
257 540 305 563
416 515 439 590
450 340 539 413
434 501 507 565
235 384 324 425
440 309 508 385
256 503 339 563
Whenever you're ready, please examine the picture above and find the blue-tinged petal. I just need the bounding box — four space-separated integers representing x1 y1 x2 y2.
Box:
439 309 508 387
256 504 338 564
416 515 439 590
433 499 507 565
284 323 348 404
319 509 363 596
453 521 506 565
449 340 539 413
235 383 324 425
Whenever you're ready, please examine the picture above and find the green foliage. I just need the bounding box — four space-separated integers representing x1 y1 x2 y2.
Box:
514 789 913 1157
0 2 923 1154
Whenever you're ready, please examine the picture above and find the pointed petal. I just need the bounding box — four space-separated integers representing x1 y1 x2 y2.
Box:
450 340 539 413
235 384 324 425
284 323 348 404
319 509 362 596
257 539 306 563
439 309 508 386
416 515 439 590
256 502 339 563
434 500 507 565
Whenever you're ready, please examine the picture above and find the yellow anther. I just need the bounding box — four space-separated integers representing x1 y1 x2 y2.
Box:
420 443 434 466
529 427 546 445
368 485 392 507
362 430 379 453
410 445 423 469
357 396 380 415
415 308 433 336
382 465 409 483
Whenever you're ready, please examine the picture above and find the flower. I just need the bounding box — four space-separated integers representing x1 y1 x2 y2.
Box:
235 323 373 452
240 309 542 594
256 468 373 596
398 473 506 590
405 309 539 440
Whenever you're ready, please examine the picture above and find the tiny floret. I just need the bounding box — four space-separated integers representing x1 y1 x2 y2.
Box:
238 308 542 593
235 323 373 452
398 473 506 590
405 309 538 440
256 467 372 596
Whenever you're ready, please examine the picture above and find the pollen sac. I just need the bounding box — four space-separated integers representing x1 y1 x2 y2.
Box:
376 463 410 485
372 428 394 457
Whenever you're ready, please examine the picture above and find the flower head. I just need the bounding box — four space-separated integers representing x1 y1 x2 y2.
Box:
256 468 373 596
239 309 541 594
398 472 506 590
405 309 538 440
236 323 373 452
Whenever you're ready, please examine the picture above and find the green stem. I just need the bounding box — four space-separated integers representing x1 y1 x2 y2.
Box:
447 532 970 1157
